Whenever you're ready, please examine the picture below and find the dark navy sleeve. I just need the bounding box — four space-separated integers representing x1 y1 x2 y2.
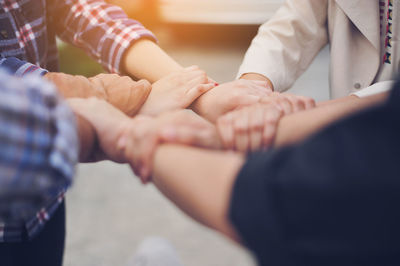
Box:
230 81 400 266
0 57 48 76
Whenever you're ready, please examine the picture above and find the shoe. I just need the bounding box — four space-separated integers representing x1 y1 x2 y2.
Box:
126 237 184 266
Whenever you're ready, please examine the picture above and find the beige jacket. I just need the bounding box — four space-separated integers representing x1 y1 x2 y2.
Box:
238 0 398 99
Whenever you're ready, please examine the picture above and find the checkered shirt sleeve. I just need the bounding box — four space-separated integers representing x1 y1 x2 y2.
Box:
0 57 48 77
48 0 157 74
0 70 78 241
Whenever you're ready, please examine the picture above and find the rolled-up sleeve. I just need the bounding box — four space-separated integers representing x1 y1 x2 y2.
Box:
48 0 157 74
0 70 78 223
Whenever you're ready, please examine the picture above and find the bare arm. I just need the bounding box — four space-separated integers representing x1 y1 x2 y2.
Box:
274 93 388 147
122 40 183 83
151 92 389 243
152 145 244 241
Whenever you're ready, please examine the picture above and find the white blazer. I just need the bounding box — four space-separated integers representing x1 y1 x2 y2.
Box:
238 0 398 98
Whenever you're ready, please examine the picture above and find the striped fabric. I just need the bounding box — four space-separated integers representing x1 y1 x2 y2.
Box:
0 70 78 242
0 0 157 74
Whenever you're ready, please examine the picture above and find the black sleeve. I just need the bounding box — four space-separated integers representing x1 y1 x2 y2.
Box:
230 85 400 266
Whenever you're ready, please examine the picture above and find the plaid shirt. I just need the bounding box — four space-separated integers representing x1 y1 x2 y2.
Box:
0 0 156 243
0 0 157 75
0 69 78 242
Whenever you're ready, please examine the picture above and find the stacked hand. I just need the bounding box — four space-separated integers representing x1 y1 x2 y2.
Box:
45 72 151 116
217 92 316 153
191 79 273 122
68 98 220 183
120 110 220 182
139 66 216 116
65 69 316 183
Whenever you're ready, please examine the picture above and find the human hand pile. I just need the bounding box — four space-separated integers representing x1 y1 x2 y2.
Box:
59 68 315 183
68 97 220 183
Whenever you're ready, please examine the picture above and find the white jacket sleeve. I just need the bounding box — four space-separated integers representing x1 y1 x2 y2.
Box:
351 81 396 98
238 0 329 92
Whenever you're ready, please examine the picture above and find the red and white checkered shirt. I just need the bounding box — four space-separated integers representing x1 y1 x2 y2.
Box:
0 0 157 74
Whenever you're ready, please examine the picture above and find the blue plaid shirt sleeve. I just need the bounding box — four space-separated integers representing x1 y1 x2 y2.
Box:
0 70 78 227
48 0 158 74
0 57 48 77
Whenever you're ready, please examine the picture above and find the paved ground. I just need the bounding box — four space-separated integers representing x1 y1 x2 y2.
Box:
63 25 330 266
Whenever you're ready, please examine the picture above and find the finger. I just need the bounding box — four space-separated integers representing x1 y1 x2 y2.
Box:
184 65 200 72
284 94 306 112
262 122 277 149
299 96 316 109
118 130 142 178
137 134 159 183
276 97 293 115
248 106 264 152
121 123 156 183
261 108 282 148
233 111 250 153
186 70 209 85
160 126 220 149
186 83 216 104
216 114 235 150
207 77 219 86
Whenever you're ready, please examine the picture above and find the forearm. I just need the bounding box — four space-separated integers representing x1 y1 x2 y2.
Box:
152 145 244 241
122 40 183 83
274 93 389 147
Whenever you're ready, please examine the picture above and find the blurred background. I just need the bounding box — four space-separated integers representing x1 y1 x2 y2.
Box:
62 1 330 266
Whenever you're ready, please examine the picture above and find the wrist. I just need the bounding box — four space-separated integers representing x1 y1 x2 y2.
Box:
122 39 183 82
240 73 274 91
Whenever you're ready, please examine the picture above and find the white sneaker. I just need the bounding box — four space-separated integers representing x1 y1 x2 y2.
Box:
126 237 184 266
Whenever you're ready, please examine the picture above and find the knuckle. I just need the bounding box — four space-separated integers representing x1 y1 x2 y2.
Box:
234 122 248 133
307 98 316 106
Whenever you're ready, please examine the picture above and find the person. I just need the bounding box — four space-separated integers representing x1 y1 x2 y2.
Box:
0 0 292 119
150 82 400 265
0 67 231 266
0 1 314 263
0 70 78 266
239 0 399 99
70 73 400 265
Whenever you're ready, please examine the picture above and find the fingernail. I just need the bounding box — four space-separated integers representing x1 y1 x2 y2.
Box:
214 82 219 86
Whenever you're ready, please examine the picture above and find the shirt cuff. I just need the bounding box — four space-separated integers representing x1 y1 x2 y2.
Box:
99 21 157 74
0 57 48 77
351 80 396 98
237 62 284 92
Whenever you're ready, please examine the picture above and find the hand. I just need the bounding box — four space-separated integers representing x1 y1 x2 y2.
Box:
191 79 273 123
45 72 103 98
139 66 216 116
260 92 316 115
45 72 152 116
217 103 284 153
88 73 151 116
67 98 133 163
120 110 221 183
